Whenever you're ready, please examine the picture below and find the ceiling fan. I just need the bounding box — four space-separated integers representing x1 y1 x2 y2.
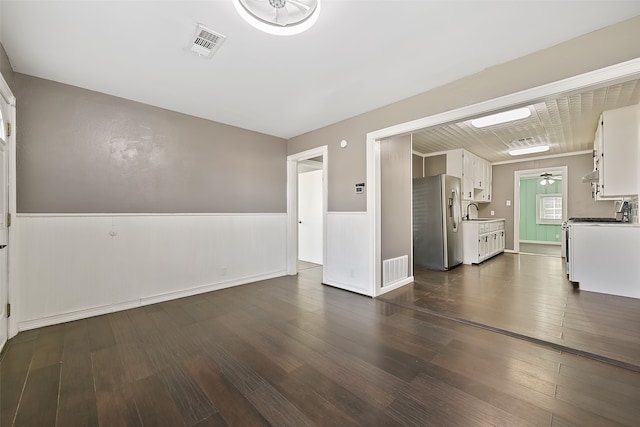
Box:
539 172 560 186
236 0 319 28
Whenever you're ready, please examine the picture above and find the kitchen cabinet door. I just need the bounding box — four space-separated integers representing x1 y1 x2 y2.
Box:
599 105 639 198
485 164 492 201
446 149 493 202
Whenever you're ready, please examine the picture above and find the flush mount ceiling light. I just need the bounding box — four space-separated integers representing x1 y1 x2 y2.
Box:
508 145 550 156
539 173 555 186
232 0 321 36
471 107 531 128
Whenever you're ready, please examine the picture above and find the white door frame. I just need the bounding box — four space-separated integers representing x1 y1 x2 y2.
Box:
513 166 568 253
365 58 640 292
0 72 17 343
286 146 328 282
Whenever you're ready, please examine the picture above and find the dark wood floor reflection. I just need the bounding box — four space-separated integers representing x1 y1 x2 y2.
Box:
380 253 640 368
2 262 640 426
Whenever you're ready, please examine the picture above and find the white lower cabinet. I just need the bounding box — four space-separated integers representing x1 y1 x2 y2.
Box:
569 223 640 299
462 219 505 264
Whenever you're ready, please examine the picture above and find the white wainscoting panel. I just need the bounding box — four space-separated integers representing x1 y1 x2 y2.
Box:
325 212 371 296
14 214 287 330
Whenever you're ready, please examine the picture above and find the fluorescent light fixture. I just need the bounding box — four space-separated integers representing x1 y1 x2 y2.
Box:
471 107 531 128
508 145 550 156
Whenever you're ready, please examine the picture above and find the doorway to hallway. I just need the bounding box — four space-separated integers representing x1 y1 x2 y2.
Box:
514 166 567 257
286 146 327 280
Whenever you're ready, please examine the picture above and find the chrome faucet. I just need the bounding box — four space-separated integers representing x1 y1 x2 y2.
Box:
466 203 479 220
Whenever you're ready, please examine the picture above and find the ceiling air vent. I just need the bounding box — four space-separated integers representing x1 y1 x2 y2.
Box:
190 24 226 58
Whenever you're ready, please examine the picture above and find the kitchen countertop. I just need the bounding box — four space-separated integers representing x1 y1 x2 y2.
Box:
570 221 640 227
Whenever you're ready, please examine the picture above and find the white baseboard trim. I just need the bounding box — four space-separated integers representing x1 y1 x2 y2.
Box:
376 276 414 296
17 270 287 332
505 249 518 254
323 280 371 297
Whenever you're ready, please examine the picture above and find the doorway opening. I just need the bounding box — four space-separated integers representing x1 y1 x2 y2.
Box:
286 146 328 281
514 166 568 256
297 155 323 269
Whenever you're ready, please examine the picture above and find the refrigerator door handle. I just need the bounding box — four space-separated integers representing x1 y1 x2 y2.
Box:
451 189 460 232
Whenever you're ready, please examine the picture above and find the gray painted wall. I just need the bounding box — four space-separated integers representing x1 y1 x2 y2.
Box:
480 153 615 250
14 74 287 213
412 154 423 179
381 135 412 274
424 155 447 177
287 15 640 212
412 154 446 179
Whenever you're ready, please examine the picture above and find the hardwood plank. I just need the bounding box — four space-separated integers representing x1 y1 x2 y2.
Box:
157 362 218 426
286 364 402 427
401 373 532 426
402 359 553 425
183 353 271 427
118 341 156 382
132 375 186 427
12 364 60 427
91 345 130 392
95 385 142 427
555 382 640 426
191 412 229 427
86 314 116 352
0 339 38 426
29 323 65 370
215 312 303 373
205 344 314 427
57 321 99 427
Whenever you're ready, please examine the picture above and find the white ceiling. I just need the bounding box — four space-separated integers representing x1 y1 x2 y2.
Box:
2 1 640 139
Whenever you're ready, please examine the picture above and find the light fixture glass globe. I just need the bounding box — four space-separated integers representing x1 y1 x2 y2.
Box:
233 0 321 36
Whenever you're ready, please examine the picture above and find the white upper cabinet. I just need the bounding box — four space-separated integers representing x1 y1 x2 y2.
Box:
446 149 492 202
595 105 639 198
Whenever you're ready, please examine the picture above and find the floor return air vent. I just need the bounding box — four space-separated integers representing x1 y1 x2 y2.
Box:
383 255 409 287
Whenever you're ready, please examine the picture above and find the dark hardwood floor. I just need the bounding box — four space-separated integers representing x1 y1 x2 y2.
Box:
380 253 640 369
2 256 640 426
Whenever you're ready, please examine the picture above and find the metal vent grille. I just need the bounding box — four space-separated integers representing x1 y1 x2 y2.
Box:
190 25 226 58
383 255 409 287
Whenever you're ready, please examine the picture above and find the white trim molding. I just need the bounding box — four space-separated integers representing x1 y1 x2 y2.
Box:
286 146 328 281
0 72 17 340
514 166 568 253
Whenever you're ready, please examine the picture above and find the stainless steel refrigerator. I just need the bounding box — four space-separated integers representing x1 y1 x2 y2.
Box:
413 174 463 270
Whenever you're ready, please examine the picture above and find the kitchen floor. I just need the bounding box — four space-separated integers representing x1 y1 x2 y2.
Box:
379 252 640 369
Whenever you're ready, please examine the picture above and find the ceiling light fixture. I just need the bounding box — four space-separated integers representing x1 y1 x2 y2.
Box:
539 173 555 186
508 145 550 156
232 0 321 36
471 107 531 128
